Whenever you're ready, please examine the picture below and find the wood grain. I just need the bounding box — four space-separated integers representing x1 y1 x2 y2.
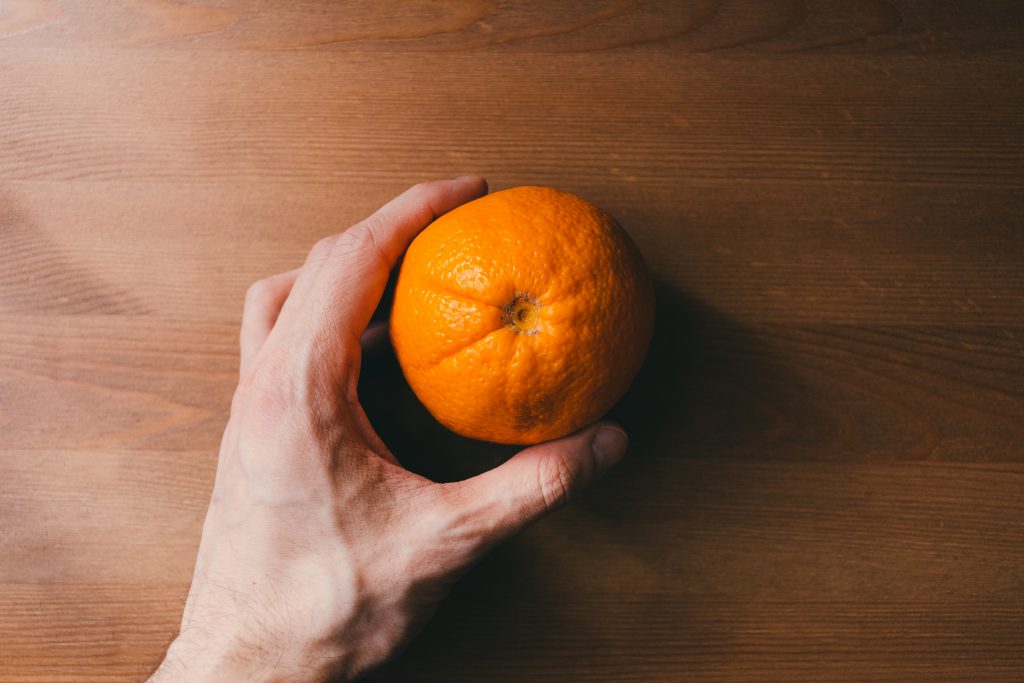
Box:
1 0 1022 54
1 1 1023 681
4 51 1023 188
2 180 1023 325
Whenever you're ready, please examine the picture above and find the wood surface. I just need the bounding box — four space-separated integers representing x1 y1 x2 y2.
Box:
2 1 1023 680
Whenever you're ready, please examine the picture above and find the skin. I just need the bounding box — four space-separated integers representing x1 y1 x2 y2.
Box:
148 176 630 682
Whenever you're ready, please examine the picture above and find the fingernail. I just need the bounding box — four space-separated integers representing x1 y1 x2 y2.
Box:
455 174 486 188
592 425 628 472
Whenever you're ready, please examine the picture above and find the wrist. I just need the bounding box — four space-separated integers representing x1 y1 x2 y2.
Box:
148 634 254 683
150 629 350 683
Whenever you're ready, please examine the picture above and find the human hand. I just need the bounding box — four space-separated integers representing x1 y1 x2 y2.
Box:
148 177 630 682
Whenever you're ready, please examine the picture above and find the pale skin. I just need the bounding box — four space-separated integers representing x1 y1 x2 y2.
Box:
148 176 630 682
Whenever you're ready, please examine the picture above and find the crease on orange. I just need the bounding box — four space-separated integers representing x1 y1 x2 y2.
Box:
390 186 655 445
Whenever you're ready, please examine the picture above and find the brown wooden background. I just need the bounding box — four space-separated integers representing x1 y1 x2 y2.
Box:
2 1 1023 681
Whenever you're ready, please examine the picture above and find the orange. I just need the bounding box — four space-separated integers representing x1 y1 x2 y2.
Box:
389 186 654 445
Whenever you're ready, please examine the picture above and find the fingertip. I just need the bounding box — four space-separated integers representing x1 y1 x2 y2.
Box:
454 174 488 197
591 422 629 472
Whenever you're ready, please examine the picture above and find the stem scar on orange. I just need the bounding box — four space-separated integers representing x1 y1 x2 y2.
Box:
389 186 655 445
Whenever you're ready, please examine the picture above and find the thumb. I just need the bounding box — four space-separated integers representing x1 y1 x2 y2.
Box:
450 422 629 541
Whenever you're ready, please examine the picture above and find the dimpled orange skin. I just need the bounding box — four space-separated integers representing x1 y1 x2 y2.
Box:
389 186 655 445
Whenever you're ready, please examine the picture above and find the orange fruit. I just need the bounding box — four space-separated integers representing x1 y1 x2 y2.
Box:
389 186 654 445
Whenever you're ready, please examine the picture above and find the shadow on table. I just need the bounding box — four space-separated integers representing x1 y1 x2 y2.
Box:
358 278 795 681
0 193 150 315
360 277 788 479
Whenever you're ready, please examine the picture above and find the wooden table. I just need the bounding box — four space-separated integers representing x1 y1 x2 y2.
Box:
2 2 1023 681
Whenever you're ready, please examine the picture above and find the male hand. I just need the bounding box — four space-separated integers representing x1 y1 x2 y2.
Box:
149 176 629 682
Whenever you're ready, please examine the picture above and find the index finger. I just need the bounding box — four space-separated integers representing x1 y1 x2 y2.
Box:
280 176 488 342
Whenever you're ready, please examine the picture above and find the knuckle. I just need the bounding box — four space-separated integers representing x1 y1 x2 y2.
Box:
409 182 438 208
308 235 336 261
241 281 278 326
243 278 271 308
538 456 583 511
410 181 432 197
338 224 369 251
339 221 387 265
